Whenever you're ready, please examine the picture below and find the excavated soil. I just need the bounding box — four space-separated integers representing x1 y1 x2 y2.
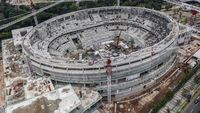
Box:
13 97 61 113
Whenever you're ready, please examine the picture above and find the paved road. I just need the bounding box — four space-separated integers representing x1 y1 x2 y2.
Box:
181 0 200 3
184 90 200 113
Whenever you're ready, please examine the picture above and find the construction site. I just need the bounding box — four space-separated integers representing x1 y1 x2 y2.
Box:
114 32 200 113
1 38 102 113
0 0 200 113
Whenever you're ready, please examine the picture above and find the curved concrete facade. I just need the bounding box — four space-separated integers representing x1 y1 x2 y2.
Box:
22 6 179 98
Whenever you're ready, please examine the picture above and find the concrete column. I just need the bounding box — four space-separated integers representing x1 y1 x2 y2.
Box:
117 0 120 6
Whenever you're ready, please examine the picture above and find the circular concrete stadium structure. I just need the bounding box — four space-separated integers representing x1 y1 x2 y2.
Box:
22 6 179 99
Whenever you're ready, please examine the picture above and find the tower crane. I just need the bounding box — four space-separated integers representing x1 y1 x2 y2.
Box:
29 0 38 25
106 57 112 104
189 10 198 26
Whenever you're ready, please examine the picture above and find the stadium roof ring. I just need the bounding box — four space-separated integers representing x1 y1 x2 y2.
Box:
22 6 179 69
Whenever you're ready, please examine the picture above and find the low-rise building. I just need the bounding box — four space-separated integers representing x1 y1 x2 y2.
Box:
6 85 102 113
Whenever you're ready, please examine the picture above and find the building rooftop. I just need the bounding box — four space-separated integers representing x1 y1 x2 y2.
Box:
2 39 29 105
6 84 81 113
193 48 200 59
74 87 102 112
6 84 102 113
2 39 30 83
2 38 102 113
11 26 33 49
24 77 55 99
2 39 55 105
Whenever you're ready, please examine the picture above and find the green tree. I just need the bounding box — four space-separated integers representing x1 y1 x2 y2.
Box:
181 88 189 97
122 0 163 10
69 3 79 11
79 1 97 9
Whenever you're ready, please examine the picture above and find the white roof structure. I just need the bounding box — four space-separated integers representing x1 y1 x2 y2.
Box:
6 85 81 113
24 77 55 99
193 49 200 59
11 26 33 48
188 59 196 67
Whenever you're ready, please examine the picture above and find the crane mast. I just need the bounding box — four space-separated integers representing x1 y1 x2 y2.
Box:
30 0 38 25
106 58 112 104
189 10 197 26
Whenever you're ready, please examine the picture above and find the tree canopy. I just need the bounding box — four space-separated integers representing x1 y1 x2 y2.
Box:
0 0 164 39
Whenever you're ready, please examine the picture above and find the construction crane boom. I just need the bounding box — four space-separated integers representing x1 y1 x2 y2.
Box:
0 0 65 31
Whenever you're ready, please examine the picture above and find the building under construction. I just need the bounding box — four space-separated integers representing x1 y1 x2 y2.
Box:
20 6 179 100
2 38 102 113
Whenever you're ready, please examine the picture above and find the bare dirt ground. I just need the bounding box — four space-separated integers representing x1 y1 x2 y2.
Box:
0 59 4 106
115 63 186 113
12 97 61 113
